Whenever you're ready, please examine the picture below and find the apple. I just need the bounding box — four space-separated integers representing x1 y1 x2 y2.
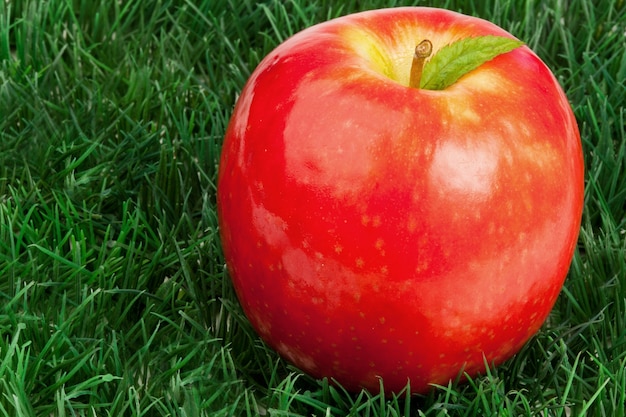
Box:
217 6 584 394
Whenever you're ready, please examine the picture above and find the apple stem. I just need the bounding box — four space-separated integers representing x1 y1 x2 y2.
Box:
409 40 433 89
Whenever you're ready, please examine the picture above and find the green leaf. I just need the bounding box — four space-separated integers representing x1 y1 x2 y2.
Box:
420 35 525 90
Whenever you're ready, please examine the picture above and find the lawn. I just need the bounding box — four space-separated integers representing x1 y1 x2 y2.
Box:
0 0 625 415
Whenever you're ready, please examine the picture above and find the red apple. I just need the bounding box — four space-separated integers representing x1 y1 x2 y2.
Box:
217 6 584 394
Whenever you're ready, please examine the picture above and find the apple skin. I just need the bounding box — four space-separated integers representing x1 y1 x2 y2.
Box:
217 7 584 394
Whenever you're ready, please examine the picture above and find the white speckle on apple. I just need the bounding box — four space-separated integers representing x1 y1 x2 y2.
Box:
278 342 318 373
424 142 433 157
252 204 289 248
430 139 500 202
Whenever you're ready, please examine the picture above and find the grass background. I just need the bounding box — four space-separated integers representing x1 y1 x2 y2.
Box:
0 0 625 415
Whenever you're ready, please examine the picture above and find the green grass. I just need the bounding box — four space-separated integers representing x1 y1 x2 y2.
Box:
0 0 625 415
